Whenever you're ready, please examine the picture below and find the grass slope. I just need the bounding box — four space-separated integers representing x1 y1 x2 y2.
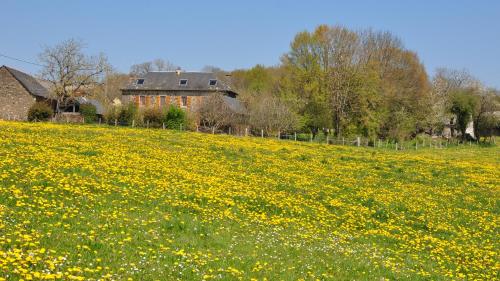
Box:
0 121 498 280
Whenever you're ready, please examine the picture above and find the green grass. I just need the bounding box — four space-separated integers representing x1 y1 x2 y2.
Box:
0 121 498 280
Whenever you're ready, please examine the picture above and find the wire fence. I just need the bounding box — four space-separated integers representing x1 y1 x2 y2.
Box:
4 117 496 150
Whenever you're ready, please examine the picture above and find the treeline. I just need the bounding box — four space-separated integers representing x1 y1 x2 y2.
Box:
87 24 499 141
226 25 499 141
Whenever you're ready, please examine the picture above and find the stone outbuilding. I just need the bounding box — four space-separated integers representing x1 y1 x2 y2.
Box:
0 65 50 120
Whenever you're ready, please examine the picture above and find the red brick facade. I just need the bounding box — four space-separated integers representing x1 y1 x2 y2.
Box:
126 94 204 112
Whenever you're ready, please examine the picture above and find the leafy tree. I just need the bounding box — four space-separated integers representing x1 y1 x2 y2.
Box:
450 90 478 139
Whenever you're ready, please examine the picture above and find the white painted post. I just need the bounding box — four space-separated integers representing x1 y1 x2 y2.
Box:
294 132 297 141
114 119 117 126
245 127 248 137
357 137 360 147
162 122 165 130
342 137 345 146
326 135 329 144
415 142 418 150
310 133 313 142
132 119 135 127
261 129 264 138
395 143 398 150
82 117 85 124
212 127 215 134
229 127 231 135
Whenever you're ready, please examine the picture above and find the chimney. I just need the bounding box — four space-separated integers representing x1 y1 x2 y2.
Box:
176 68 181 76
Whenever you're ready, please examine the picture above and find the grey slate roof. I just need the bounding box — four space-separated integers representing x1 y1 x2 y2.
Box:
222 96 246 114
2 66 49 98
122 71 235 94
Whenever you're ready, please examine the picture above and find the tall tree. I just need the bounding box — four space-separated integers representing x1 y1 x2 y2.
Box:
450 89 478 140
39 38 110 114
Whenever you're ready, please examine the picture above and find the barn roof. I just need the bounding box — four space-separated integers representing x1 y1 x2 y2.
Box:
1 65 49 98
222 95 246 114
122 71 235 94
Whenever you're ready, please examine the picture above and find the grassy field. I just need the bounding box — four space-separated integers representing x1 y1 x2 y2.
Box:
0 121 498 280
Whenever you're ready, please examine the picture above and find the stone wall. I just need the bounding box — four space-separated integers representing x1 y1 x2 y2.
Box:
0 67 36 120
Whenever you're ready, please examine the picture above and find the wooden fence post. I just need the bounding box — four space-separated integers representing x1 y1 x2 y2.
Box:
278 131 280 140
229 127 231 135
99 117 101 125
147 120 150 128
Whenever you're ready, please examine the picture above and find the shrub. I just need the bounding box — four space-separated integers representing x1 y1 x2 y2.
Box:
28 102 53 122
105 103 138 126
163 105 186 129
118 103 138 126
79 103 97 123
143 107 163 128
104 106 120 124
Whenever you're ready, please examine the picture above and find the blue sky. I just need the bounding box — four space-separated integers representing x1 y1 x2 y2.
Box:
1 0 499 88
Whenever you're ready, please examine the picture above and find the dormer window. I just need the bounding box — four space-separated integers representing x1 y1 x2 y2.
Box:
179 79 188 86
209 79 217 86
136 79 145 85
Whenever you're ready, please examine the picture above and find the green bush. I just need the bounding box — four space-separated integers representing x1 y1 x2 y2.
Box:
118 103 138 126
105 103 138 126
163 105 186 130
79 103 97 123
28 102 53 122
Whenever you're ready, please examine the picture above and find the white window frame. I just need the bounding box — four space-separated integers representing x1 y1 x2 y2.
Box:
181 96 188 108
179 79 188 86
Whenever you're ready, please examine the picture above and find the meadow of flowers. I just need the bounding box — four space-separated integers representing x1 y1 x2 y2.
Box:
0 121 498 280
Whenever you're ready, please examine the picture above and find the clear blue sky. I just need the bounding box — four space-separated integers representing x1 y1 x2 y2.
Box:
1 0 499 88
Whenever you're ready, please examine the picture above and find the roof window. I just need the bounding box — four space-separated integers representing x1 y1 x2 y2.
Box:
179 79 188 86
136 79 145 85
209 79 217 86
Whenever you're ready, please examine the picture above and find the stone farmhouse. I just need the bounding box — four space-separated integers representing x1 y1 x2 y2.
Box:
121 70 244 113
